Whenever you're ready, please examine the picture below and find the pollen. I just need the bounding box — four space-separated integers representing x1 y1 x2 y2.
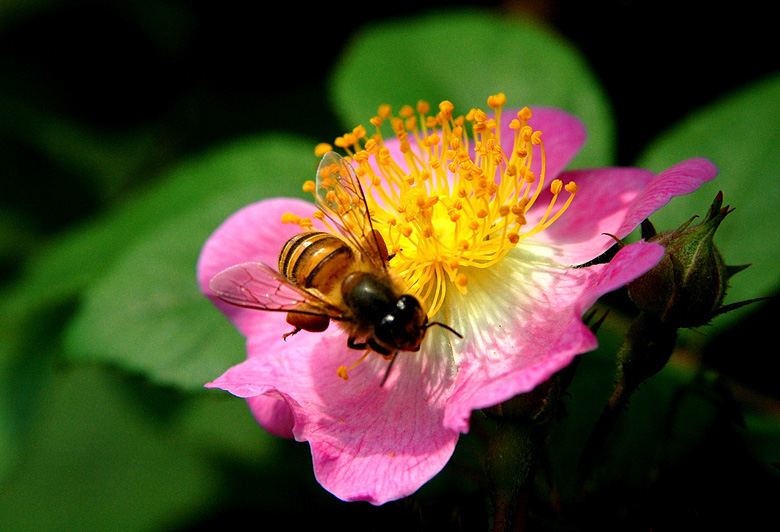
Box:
314 95 578 318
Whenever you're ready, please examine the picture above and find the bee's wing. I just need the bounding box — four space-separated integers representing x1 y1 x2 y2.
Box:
209 262 344 319
315 151 387 269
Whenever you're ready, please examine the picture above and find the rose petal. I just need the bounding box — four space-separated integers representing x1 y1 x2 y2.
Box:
530 158 718 265
507 106 588 179
442 240 664 433
197 197 321 336
208 321 459 504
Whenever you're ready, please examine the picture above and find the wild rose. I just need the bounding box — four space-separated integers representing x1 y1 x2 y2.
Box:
197 95 718 504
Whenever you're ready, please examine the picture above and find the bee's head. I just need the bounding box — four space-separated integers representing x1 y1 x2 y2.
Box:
375 295 428 352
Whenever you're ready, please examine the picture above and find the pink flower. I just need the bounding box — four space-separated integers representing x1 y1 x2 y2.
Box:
197 96 717 504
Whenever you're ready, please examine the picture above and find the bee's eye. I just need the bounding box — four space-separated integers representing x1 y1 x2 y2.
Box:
375 296 427 350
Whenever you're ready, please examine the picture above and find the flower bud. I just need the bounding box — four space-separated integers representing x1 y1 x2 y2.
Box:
627 192 750 328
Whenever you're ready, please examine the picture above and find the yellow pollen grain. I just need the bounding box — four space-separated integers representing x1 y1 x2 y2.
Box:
302 180 316 193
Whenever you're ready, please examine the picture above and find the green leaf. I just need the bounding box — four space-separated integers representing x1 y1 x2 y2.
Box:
0 365 218 532
636 73 780 329
329 9 615 168
2 134 315 321
62 136 317 389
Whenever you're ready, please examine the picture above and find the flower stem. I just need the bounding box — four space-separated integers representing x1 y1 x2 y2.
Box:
575 311 678 496
485 420 535 531
484 376 562 531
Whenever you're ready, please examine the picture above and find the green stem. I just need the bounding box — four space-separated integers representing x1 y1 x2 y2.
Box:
575 312 678 496
484 377 562 531
486 420 535 532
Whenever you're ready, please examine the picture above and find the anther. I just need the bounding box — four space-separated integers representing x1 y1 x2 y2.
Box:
488 93 506 108
314 143 332 156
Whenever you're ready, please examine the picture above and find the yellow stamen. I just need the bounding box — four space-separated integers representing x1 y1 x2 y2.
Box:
314 143 332 157
337 350 372 380
312 95 578 319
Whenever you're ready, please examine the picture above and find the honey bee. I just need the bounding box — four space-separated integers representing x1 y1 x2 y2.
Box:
209 151 461 384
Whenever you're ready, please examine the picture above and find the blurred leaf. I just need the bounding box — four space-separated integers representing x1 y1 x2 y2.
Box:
329 9 615 169
175 392 282 466
62 187 252 388
636 72 780 329
2 134 315 322
0 209 36 278
61 135 317 389
0 296 74 483
0 364 219 532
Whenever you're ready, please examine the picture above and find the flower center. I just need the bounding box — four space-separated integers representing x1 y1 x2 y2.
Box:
298 94 577 319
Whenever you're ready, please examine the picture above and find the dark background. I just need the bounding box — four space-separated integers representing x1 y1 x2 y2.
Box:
2 0 776 234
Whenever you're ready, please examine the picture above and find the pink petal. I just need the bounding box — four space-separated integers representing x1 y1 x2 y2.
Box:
613 157 719 237
504 106 588 180
208 323 459 505
197 197 322 337
443 240 664 433
530 158 718 265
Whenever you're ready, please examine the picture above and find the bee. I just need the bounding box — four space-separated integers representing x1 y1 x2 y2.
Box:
209 151 461 384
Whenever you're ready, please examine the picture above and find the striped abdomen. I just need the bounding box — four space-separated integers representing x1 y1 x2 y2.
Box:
278 231 354 297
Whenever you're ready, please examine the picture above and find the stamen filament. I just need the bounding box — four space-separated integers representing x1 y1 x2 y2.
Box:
337 350 371 380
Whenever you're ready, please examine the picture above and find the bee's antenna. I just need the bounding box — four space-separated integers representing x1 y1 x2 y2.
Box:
427 321 463 339
380 350 399 387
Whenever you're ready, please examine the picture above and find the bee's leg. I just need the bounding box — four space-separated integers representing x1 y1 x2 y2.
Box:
368 338 393 357
347 336 368 350
282 327 301 341
380 350 400 387
284 312 329 341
